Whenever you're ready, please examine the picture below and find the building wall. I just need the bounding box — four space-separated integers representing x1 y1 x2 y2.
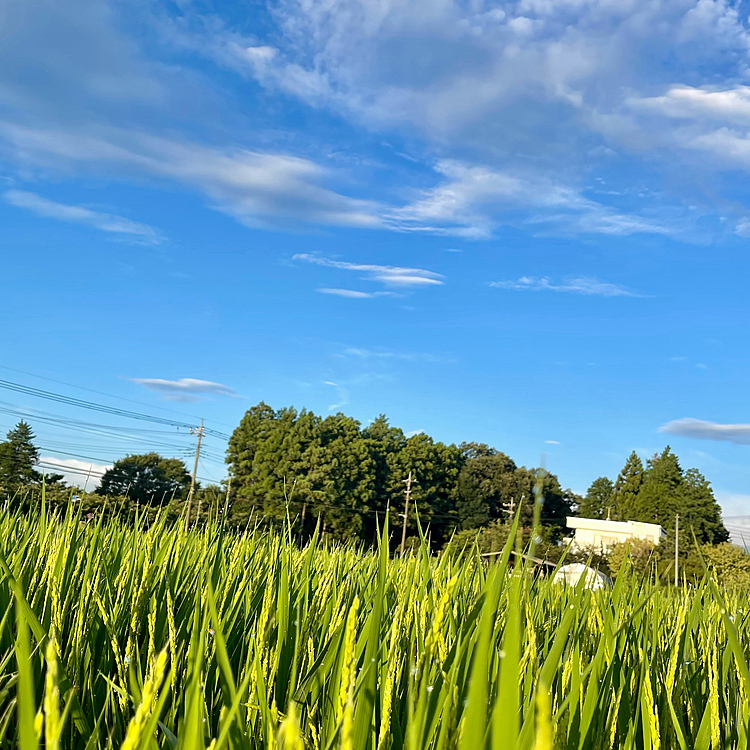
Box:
572 525 662 550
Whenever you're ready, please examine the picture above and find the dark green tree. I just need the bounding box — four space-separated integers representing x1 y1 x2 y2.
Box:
96 453 192 505
633 448 683 528
303 414 376 540
226 402 279 493
680 468 728 544
456 450 516 530
363 416 405 513
0 421 41 498
578 477 614 519
611 451 644 520
385 433 462 544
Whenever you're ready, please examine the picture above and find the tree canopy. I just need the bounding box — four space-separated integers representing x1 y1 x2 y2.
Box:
227 402 573 545
578 477 614 520
0 421 41 500
576 447 728 544
96 452 192 506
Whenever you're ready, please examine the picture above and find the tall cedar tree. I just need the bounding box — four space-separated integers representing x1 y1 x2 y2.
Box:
0 421 40 498
611 451 644 520
632 447 728 543
634 447 683 527
578 477 614 519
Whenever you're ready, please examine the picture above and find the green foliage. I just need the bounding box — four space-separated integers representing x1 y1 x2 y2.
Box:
456 450 517 529
384 432 462 543
95 452 192 505
690 542 750 586
682 467 729 543
2 508 750 750
610 447 729 544
0 421 41 500
607 539 657 578
227 403 576 545
610 451 644 520
633 447 683 527
577 476 614 519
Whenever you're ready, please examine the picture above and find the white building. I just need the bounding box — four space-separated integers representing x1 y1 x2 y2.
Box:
566 517 666 551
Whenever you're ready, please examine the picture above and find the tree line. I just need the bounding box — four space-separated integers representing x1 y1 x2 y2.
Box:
0 405 731 550
225 403 575 545
578 448 728 543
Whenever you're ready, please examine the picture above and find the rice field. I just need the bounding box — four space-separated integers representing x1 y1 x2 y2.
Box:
0 504 748 750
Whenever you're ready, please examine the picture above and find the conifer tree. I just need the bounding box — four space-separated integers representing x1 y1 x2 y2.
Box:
0 421 40 499
633 447 682 528
611 451 644 520
681 468 728 544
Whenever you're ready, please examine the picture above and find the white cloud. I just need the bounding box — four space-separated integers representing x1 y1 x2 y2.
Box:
317 288 396 298
0 123 383 231
130 377 238 402
38 456 111 491
545 440 561 445
490 276 640 297
343 347 449 363
659 418 750 445
3 189 160 242
295 253 444 288
390 160 669 238
629 86 750 124
3 0 750 242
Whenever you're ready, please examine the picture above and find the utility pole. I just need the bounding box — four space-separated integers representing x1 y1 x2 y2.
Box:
674 513 680 587
400 471 414 557
184 419 204 531
502 497 516 517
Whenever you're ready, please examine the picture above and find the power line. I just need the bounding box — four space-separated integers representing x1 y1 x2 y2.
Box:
0 378 230 439
0 363 237 430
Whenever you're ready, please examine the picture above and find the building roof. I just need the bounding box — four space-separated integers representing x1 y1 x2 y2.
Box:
566 516 666 538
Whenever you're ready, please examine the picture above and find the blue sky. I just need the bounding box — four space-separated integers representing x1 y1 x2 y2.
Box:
2 0 750 520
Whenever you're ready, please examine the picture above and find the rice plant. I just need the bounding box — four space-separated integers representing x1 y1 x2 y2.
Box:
0 501 747 749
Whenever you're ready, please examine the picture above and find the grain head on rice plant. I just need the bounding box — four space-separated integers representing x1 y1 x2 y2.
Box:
0 500 748 750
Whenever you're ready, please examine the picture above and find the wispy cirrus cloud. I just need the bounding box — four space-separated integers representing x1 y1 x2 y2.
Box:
294 253 444 292
317 288 397 299
490 276 640 297
343 347 452 364
659 418 750 445
3 189 160 242
130 377 239 402
390 161 670 239
0 123 384 232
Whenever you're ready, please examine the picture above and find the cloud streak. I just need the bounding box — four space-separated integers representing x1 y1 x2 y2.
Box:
0 123 383 232
130 377 239 402
295 253 444 290
390 161 669 239
490 276 640 297
317 288 398 298
3 189 160 242
659 418 750 445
